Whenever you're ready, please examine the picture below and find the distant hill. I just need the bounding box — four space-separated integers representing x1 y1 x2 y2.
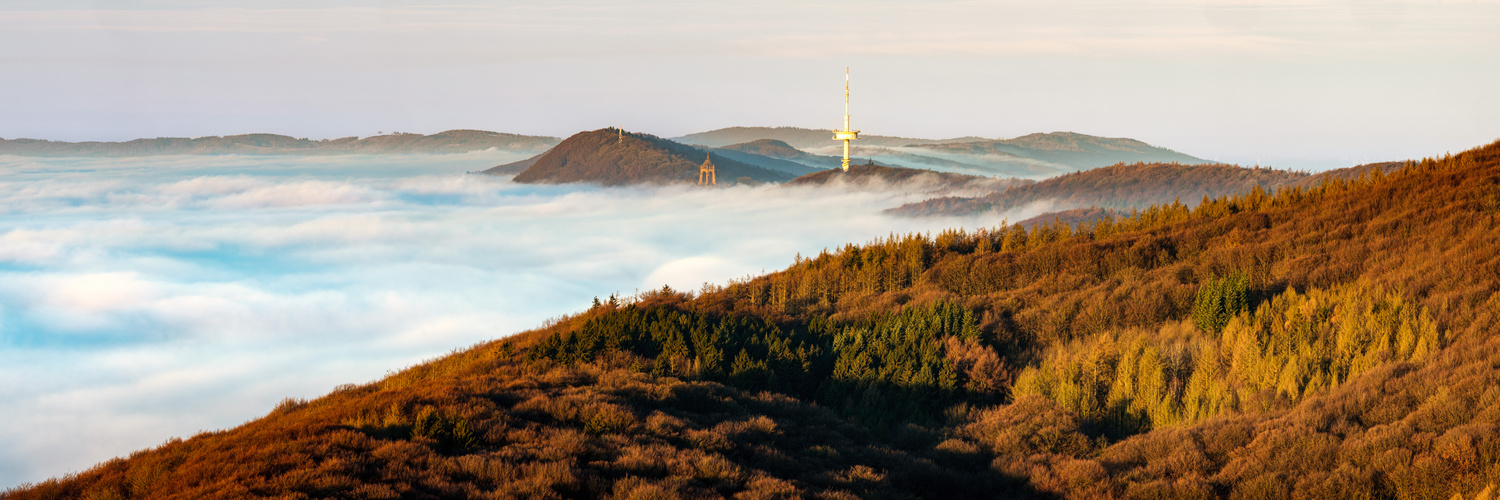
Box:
715 139 843 170
715 139 818 160
0 129 560 156
889 161 1307 217
896 132 1205 174
673 126 986 149
677 128 1206 180
509 129 795 186
706 149 823 177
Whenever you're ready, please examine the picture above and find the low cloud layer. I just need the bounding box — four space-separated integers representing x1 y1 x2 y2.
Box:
0 152 1007 487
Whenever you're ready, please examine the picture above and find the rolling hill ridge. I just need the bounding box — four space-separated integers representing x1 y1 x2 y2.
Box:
0 130 560 156
676 127 1206 179
889 161 1309 217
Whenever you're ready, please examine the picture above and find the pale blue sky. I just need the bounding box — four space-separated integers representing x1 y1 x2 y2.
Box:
2 0 1498 169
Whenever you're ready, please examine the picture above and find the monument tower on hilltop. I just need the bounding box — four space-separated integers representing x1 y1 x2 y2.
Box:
832 68 860 172
698 153 717 186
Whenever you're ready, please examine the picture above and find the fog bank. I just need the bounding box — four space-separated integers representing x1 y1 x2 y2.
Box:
0 152 1005 486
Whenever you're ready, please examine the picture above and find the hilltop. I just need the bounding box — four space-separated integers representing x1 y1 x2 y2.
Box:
889 161 1307 217
0 130 559 156
506 129 795 186
9 140 1500 499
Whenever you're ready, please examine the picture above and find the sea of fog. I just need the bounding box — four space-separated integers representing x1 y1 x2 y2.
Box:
0 151 1017 487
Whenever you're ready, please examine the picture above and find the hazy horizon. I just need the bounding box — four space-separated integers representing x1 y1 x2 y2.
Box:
2 1 1497 171
0 124 1451 174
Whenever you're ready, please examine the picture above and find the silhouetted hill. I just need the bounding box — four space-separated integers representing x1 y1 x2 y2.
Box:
889 161 1307 217
674 126 986 149
512 129 795 186
0 130 560 156
11 141 1500 499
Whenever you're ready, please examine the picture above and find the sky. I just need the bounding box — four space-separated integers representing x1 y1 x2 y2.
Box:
1 0 1497 169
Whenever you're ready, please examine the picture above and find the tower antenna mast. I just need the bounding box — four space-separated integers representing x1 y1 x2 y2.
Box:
832 67 860 172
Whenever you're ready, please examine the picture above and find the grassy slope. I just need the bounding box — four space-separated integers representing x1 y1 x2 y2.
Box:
8 141 1500 499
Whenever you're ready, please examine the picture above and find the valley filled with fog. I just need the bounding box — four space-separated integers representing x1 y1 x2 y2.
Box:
0 152 1021 486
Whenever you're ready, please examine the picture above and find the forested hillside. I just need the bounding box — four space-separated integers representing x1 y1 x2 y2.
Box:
9 140 1500 500
890 161 1308 217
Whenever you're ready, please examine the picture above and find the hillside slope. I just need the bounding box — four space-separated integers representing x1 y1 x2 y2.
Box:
0 130 559 156
9 141 1500 499
890 161 1308 217
512 129 794 186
